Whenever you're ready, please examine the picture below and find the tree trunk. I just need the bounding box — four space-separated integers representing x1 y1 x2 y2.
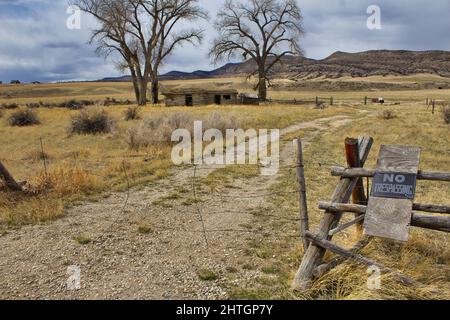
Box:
138 81 147 106
129 66 141 105
258 67 267 101
151 75 159 104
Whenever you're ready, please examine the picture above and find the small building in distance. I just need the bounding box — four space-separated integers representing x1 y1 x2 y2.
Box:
161 88 239 107
239 93 260 105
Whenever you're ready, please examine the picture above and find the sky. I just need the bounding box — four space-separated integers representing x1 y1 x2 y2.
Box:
0 0 450 83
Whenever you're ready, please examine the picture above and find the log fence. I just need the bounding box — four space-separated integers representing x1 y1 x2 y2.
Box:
292 136 450 290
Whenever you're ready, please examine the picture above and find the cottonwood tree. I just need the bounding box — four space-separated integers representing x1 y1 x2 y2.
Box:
74 0 150 105
74 0 206 105
144 0 208 103
210 0 304 101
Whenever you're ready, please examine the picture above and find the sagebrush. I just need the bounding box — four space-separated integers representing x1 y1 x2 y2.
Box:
125 111 239 150
8 108 41 126
70 108 115 134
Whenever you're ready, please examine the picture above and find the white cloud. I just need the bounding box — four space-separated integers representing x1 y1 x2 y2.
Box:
0 0 449 82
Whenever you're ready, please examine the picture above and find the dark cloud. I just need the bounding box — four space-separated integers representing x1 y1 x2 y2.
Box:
0 0 449 83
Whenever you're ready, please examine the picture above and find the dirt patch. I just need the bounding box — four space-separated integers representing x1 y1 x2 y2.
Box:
0 115 362 299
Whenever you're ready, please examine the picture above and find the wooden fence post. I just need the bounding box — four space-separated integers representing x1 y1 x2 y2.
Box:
296 139 309 252
345 138 367 236
364 96 368 105
0 161 23 191
292 136 373 291
315 96 319 106
330 97 333 106
432 100 435 114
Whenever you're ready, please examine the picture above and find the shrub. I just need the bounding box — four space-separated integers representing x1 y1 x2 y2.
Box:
70 108 115 134
1 103 19 109
58 99 94 110
8 108 41 126
442 107 450 125
378 109 397 120
124 106 141 121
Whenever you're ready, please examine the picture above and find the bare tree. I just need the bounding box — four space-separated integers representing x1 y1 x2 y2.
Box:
74 0 152 105
210 0 304 101
141 0 208 104
74 0 206 105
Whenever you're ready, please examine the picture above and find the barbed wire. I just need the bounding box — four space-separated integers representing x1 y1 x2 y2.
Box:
192 164 209 248
94 161 131 245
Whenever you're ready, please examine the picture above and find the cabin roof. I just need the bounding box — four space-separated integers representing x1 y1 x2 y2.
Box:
161 88 238 95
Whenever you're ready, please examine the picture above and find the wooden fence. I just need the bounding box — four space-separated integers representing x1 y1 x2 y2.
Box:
292 136 450 290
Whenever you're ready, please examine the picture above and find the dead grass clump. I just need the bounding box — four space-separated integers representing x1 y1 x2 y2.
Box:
75 235 92 245
125 112 192 150
29 166 104 196
24 150 51 162
378 109 397 120
0 165 104 225
197 269 219 281
124 106 141 121
125 111 240 150
442 107 450 124
137 222 154 234
8 108 41 126
70 108 115 134
204 110 238 133
0 192 64 225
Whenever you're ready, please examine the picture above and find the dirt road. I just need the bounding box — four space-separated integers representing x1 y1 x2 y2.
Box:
0 115 355 299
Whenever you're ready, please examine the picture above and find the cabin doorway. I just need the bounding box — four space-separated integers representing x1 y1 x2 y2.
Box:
185 94 193 106
214 95 221 105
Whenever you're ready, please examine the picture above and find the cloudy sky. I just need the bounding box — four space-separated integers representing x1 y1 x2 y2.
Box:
1 0 449 83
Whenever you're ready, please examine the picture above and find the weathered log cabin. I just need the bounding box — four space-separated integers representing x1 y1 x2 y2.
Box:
161 88 239 107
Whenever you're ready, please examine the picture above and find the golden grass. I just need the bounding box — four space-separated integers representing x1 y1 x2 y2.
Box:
1 80 448 300
225 102 450 300
0 82 355 225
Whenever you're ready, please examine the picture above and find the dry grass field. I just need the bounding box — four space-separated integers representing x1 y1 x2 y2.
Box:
0 77 449 300
225 103 450 300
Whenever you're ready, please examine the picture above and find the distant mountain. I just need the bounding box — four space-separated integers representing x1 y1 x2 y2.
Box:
98 50 450 82
290 50 450 79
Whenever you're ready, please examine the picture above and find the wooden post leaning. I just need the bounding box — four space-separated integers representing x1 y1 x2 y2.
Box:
291 136 374 290
0 160 23 191
295 139 309 252
292 141 449 291
345 138 367 236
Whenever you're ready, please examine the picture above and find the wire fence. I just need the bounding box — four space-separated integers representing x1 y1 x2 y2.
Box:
1 135 365 255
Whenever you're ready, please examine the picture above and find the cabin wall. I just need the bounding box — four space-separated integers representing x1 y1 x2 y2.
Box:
164 93 239 107
164 94 188 107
